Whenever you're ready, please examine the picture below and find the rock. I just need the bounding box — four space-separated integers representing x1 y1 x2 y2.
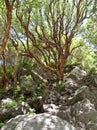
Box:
79 67 97 87
0 107 24 122
1 113 77 130
87 118 97 130
71 99 97 124
1 98 14 106
63 78 78 94
65 86 88 106
46 99 97 130
44 104 59 114
20 75 37 94
56 106 72 123
53 99 97 130
68 66 87 80
20 74 49 112
65 78 78 88
31 70 47 84
64 63 82 73
0 102 33 122
65 85 97 109
46 90 61 105
44 104 73 123
33 64 54 80
20 74 47 94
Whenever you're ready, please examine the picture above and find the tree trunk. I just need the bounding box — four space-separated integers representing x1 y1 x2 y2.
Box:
0 0 15 55
56 60 65 81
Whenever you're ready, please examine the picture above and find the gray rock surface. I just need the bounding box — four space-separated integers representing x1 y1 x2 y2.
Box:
66 85 97 109
1 66 97 130
45 99 97 130
0 101 32 122
1 113 76 130
71 99 97 124
68 66 87 80
0 106 24 122
20 75 37 94
87 118 97 130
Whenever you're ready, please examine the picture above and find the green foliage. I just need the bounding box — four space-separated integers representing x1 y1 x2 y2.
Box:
0 0 97 82
16 94 25 103
3 101 17 108
57 80 65 89
82 17 97 47
68 38 96 71
82 52 95 70
35 82 46 97
0 122 4 128
13 84 20 97
20 58 33 74
13 84 25 103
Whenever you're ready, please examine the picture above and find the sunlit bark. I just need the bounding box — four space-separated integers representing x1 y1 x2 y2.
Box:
0 0 15 55
15 0 94 80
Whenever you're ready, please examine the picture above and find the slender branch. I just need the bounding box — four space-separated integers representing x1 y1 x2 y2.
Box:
70 44 84 54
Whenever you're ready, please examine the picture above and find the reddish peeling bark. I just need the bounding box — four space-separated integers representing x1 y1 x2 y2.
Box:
15 0 93 80
0 0 15 55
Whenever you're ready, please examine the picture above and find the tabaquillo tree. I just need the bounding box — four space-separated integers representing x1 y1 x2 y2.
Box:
13 0 95 80
0 0 15 55
0 0 15 87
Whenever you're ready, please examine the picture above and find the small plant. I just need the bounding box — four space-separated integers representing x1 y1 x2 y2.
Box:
27 108 35 114
4 101 17 108
17 94 25 103
58 80 65 88
13 85 21 98
0 122 4 128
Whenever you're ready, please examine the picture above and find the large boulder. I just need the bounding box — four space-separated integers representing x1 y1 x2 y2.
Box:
78 67 97 87
20 73 47 94
87 118 97 130
45 99 97 130
71 99 97 129
1 113 76 130
20 74 49 112
20 75 38 94
68 66 87 80
0 106 24 122
65 86 89 106
65 85 97 109
0 101 32 122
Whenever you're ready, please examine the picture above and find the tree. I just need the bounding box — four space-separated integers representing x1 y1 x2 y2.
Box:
13 0 95 80
0 0 15 55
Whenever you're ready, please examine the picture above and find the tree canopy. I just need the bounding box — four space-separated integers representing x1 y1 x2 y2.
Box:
0 0 97 80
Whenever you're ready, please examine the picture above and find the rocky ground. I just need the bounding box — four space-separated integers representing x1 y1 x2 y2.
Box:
0 65 97 130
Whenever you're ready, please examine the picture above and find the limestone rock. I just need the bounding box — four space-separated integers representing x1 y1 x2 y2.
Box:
66 85 97 109
1 98 14 106
68 66 87 80
0 102 32 122
0 107 23 122
20 75 37 94
65 86 88 106
1 113 76 130
71 99 97 124
87 118 97 130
